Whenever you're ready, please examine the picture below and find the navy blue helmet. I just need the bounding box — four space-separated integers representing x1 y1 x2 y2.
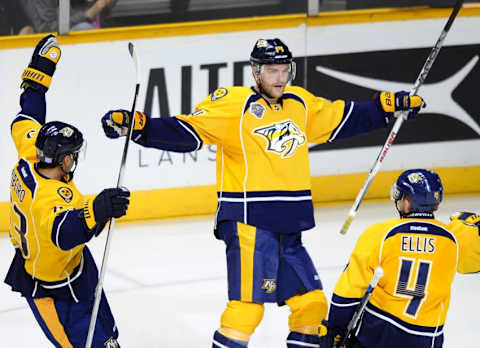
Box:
391 169 443 213
250 38 293 65
35 121 84 166
250 38 296 81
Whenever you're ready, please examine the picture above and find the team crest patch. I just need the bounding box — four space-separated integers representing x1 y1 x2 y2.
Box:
256 39 268 48
407 172 424 184
59 127 74 138
254 120 306 158
250 103 266 119
262 279 277 293
211 88 228 101
57 187 73 203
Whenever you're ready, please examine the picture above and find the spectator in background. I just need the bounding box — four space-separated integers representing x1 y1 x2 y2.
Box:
0 0 33 35
19 0 117 33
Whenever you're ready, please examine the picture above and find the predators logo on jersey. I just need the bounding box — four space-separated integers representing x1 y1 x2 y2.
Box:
261 278 277 293
57 187 73 203
211 88 228 101
254 120 305 158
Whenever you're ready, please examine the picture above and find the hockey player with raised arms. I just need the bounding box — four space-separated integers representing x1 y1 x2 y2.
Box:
327 169 457 348
101 38 425 347
5 35 130 347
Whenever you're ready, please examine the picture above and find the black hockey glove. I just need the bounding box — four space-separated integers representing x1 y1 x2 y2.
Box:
101 110 148 139
375 90 425 124
21 34 61 92
93 187 130 223
82 188 130 232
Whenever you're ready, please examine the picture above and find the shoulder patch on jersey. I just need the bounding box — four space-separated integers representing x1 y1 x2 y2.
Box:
250 103 266 119
57 187 73 203
211 88 228 101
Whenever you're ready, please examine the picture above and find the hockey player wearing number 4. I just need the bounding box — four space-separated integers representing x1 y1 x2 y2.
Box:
4 35 130 348
327 169 458 348
101 38 425 347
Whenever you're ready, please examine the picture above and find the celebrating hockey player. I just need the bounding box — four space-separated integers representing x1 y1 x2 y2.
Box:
5 35 130 348
327 169 457 348
448 211 480 274
101 38 425 347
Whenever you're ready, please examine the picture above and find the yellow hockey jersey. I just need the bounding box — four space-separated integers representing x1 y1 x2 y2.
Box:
329 215 458 346
137 85 387 233
448 211 480 274
9 118 86 282
6 88 101 301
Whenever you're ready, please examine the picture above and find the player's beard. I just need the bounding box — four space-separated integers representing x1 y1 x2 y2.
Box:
257 79 283 102
258 82 274 99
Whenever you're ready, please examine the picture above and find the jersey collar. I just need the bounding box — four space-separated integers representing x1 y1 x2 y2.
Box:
404 212 435 219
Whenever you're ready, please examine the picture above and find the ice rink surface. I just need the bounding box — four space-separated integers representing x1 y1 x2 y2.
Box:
0 195 478 347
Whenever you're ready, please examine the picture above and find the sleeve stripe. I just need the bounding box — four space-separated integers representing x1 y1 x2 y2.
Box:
176 118 202 151
328 101 354 142
331 300 360 308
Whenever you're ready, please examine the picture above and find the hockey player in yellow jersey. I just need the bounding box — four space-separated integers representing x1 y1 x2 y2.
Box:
327 169 457 348
5 35 130 348
101 38 425 347
448 211 480 274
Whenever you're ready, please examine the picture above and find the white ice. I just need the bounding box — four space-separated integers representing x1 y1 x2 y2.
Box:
0 195 478 347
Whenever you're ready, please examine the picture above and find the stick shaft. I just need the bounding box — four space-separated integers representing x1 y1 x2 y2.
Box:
339 0 464 235
337 267 384 347
85 43 140 348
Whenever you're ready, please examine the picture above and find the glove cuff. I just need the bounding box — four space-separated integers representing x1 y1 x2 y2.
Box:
82 198 97 230
134 111 147 130
22 67 52 89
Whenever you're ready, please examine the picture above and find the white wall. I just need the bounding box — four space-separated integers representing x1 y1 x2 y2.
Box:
1 16 479 201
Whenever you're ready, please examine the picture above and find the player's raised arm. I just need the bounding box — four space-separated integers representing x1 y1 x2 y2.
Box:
101 109 202 152
11 34 61 159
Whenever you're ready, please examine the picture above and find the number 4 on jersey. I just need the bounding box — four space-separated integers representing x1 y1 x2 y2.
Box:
395 257 432 318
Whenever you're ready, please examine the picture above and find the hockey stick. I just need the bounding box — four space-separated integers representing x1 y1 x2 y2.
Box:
339 0 464 235
85 42 140 348
335 266 384 348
